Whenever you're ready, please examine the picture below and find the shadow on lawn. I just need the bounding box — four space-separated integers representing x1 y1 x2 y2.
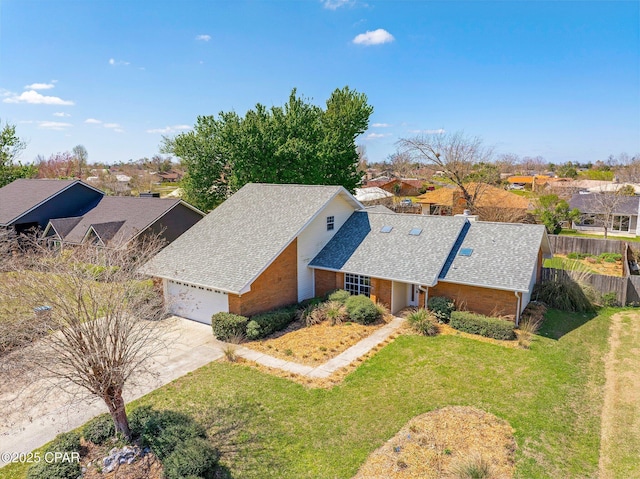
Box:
537 308 598 340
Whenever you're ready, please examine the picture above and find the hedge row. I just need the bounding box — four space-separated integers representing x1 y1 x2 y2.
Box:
449 311 516 340
26 432 82 479
212 306 297 341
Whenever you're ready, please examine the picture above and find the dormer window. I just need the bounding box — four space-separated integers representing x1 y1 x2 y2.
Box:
327 216 335 231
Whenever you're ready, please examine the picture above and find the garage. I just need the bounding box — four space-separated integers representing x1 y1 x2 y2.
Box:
165 279 229 324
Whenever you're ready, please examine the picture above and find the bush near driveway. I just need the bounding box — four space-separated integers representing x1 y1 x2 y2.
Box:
245 307 297 340
450 311 516 340
427 296 455 323
211 312 249 341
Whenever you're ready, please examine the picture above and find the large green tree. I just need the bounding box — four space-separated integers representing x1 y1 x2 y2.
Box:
163 87 373 211
534 194 580 234
0 120 35 187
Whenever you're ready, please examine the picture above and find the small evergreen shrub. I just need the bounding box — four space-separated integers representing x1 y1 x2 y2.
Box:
327 289 351 305
245 307 297 340
26 432 81 479
147 422 208 460
600 252 622 263
345 295 380 325
163 437 220 479
211 312 249 341
450 311 516 340
601 291 619 307
427 296 455 323
82 412 115 445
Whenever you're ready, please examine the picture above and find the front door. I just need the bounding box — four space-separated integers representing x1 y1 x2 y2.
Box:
408 284 420 307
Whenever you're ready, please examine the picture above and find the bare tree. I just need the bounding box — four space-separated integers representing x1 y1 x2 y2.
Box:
0 235 168 440
397 131 493 211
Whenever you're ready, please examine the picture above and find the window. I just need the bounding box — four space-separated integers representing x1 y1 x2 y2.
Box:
612 215 631 232
345 273 371 297
327 216 335 231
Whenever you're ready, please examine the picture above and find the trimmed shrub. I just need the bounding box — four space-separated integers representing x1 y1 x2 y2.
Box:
327 289 351 305
163 437 220 479
345 295 380 325
147 422 208 460
245 307 297 340
211 312 249 341
427 296 455 323
26 432 81 479
450 311 516 340
83 412 115 445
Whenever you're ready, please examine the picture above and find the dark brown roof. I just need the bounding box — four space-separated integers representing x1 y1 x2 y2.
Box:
0 179 79 225
57 196 183 246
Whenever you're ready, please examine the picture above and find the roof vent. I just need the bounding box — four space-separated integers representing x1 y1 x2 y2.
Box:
459 248 473 257
409 228 422 236
380 225 393 233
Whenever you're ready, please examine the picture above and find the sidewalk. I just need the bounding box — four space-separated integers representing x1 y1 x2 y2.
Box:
1 315 405 462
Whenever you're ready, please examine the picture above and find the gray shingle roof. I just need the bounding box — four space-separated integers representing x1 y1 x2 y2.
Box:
439 222 548 292
0 179 77 225
56 196 182 245
140 183 361 293
569 193 640 215
310 212 467 286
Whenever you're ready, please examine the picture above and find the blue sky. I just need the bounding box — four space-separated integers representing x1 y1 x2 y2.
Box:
1 0 638 166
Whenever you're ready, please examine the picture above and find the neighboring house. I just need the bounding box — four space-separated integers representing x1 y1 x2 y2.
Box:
43 196 204 248
141 183 551 325
0 179 104 233
380 178 425 197
158 171 183 183
415 183 532 219
569 193 640 236
354 187 394 207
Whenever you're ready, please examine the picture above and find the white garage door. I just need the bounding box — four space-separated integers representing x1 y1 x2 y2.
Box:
166 280 229 324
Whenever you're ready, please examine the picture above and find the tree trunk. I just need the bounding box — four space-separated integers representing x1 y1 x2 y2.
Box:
104 389 131 440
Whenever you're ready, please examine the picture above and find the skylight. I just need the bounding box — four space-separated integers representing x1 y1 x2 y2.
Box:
409 228 422 236
380 225 393 233
459 248 473 256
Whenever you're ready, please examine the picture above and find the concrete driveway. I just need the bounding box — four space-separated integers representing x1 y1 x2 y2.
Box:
0 317 224 463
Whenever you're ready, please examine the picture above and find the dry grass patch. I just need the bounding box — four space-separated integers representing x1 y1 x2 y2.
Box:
353 406 516 479
245 318 385 365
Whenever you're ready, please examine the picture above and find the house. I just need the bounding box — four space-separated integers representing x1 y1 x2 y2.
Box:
569 193 640 236
141 183 551 325
380 178 425 197
158 171 183 183
354 187 394 206
0 179 104 233
43 196 204 247
415 183 532 219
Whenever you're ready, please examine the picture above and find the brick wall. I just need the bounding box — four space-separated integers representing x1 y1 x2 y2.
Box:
314 269 343 297
371 277 392 307
228 239 298 317
429 282 518 319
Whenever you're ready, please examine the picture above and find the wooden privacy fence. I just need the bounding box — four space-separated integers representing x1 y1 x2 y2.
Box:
540 268 628 305
543 235 640 305
548 235 626 256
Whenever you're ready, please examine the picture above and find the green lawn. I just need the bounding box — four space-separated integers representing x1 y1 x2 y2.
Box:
1 309 613 479
559 229 640 243
543 256 596 273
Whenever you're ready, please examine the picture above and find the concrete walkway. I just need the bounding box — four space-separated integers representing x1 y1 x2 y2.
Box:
1 315 405 463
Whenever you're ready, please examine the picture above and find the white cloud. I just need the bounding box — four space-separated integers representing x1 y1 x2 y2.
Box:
53 112 70 117
323 0 352 10
372 123 391 128
85 118 102 124
196 34 211 41
24 82 55 90
109 58 130 66
353 28 394 45
103 123 121 129
113 128 125 133
38 121 72 131
3 90 74 105
365 133 391 140
409 128 446 135
146 125 192 134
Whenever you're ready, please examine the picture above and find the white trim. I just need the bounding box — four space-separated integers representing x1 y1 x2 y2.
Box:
144 273 241 295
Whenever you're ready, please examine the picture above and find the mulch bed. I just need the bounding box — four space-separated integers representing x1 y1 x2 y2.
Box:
353 406 516 479
244 317 389 366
